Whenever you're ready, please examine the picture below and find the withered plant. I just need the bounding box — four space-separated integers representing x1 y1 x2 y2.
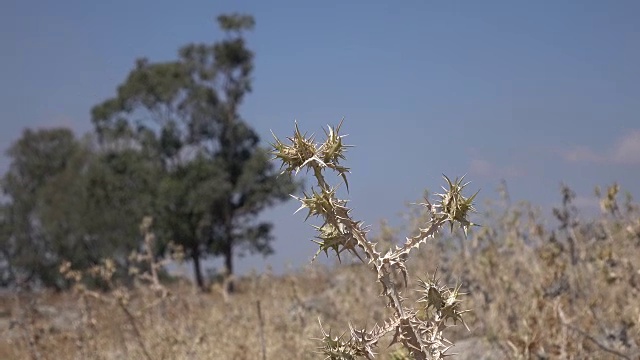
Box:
58 216 174 360
270 120 480 359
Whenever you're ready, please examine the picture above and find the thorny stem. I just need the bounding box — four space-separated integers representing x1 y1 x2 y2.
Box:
271 121 478 359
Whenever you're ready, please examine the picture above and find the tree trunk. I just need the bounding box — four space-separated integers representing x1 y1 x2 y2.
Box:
192 247 206 291
223 241 235 294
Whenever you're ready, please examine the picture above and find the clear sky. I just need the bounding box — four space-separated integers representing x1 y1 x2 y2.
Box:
1 0 639 275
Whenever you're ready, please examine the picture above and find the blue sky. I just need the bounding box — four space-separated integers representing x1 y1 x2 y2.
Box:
2 0 639 275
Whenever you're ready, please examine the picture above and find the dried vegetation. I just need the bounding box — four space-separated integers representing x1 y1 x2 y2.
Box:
1 122 638 359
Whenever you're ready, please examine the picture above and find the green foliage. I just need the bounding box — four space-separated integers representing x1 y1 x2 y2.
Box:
217 13 255 32
1 12 298 291
1 128 86 288
90 13 299 290
82 149 161 263
0 128 161 288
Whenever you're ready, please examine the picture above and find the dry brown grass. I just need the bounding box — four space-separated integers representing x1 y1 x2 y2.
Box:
1 123 638 359
0 260 392 359
1 185 638 359
400 182 640 359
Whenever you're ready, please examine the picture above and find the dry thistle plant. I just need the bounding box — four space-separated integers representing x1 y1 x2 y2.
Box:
270 120 479 359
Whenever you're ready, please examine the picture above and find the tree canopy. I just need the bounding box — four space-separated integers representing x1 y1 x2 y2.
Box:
90 13 299 291
1 13 299 291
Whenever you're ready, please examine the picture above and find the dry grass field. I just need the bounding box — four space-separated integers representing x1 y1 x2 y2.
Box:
1 181 639 359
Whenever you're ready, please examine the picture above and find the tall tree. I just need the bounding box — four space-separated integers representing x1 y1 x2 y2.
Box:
91 13 299 291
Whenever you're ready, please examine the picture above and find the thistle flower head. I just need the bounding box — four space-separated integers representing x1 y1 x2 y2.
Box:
270 121 319 175
319 119 352 190
433 174 480 237
417 273 469 330
293 186 344 221
271 119 352 189
316 319 375 360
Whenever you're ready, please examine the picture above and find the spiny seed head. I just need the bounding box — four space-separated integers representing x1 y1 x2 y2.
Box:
270 121 318 175
270 120 352 189
434 174 480 237
317 322 357 359
320 118 350 164
311 222 355 263
294 186 344 221
417 274 469 329
319 119 352 189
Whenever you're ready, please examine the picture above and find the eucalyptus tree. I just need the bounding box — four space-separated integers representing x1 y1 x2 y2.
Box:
91 13 298 290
